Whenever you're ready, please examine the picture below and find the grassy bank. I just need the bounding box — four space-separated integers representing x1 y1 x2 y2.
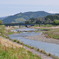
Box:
32 25 59 39
0 25 41 59
0 25 17 38
0 25 6 37
32 24 53 27
0 44 41 59
0 25 59 59
12 39 59 59
44 28 59 39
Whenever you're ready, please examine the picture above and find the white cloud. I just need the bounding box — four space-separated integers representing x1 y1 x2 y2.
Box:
48 11 59 13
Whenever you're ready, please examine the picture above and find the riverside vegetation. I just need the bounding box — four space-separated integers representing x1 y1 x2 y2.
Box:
0 25 41 59
33 25 59 39
0 25 59 59
0 25 14 38
12 39 59 59
43 28 59 39
0 42 41 59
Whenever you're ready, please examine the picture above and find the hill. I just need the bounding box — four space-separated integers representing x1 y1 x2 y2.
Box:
0 17 6 20
3 11 51 24
24 14 59 25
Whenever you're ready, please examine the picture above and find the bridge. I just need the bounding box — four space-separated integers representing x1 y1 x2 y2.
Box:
0 23 35 27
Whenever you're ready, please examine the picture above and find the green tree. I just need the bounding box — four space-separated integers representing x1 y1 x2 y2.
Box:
54 20 59 25
0 20 3 24
29 18 36 24
25 21 30 24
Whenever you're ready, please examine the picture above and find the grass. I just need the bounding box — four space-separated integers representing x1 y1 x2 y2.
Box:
40 24 53 27
0 25 6 35
12 39 59 59
0 25 41 59
0 25 9 38
0 43 41 59
33 25 59 39
7 32 15 35
44 28 59 39
32 24 53 27
0 25 59 59
0 25 16 38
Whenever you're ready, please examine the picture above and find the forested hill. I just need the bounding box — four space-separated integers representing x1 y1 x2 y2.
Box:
24 14 59 25
3 11 51 24
44 14 59 24
0 17 6 20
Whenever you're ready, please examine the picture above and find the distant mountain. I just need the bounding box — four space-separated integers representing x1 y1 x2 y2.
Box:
3 11 51 24
0 17 6 20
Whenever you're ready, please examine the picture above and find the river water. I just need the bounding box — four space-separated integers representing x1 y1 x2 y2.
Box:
9 28 59 57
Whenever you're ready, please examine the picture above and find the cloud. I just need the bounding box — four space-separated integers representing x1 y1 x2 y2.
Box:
48 11 59 13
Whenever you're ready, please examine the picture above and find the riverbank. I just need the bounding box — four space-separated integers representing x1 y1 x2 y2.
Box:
27 26 59 44
0 36 22 48
25 32 59 44
0 25 59 59
0 37 41 59
0 37 56 59
44 28 59 39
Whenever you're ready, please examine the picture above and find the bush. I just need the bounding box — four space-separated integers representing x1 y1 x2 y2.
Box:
54 20 59 25
13 40 17 42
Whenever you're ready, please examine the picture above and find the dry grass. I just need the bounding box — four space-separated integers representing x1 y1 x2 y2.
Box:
0 37 22 48
44 28 59 39
0 37 41 59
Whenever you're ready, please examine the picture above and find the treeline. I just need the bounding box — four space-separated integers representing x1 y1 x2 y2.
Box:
25 14 59 25
0 14 59 26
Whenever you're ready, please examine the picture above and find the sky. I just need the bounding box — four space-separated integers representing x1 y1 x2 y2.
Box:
0 0 59 17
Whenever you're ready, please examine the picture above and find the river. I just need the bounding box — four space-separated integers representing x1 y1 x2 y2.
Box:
9 28 59 57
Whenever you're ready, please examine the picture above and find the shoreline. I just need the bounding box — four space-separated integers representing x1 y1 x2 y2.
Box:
0 36 55 59
25 33 59 45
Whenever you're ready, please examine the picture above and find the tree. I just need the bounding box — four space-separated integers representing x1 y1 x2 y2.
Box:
25 21 30 24
54 20 59 25
29 18 36 24
0 20 3 24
